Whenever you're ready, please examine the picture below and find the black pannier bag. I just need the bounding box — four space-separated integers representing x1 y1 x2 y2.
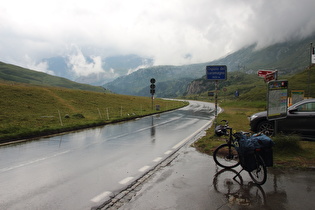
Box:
237 134 274 171
240 150 257 172
251 134 274 167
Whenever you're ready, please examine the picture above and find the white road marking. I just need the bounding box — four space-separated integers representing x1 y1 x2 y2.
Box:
0 150 70 173
172 139 187 149
172 121 212 149
164 150 172 155
119 177 134 185
153 157 163 162
139 165 150 172
91 191 112 203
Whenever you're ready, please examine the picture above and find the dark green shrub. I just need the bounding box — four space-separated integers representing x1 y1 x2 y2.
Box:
72 113 85 119
273 134 302 154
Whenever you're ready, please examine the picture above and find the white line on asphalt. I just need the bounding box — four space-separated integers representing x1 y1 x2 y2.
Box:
153 157 163 162
164 150 172 155
91 191 112 203
172 121 212 149
119 177 134 185
0 150 70 173
172 139 187 150
139 165 150 172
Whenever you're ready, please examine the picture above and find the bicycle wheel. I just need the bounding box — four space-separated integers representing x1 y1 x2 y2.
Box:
248 183 266 207
213 168 243 195
213 144 240 168
248 154 267 185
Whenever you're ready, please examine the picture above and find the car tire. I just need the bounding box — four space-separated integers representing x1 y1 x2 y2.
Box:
257 121 274 136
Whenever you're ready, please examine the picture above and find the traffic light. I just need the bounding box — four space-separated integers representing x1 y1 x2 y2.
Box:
150 78 155 95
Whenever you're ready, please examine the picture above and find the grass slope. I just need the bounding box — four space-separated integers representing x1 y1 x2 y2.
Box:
0 82 187 143
0 61 107 93
184 65 315 102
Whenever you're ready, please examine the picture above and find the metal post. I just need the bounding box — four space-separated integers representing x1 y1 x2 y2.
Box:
309 42 313 98
215 80 218 117
274 71 278 135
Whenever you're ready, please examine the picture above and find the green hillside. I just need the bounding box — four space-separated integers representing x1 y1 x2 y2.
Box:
0 61 107 93
104 64 206 97
0 82 186 143
183 66 315 102
104 34 315 97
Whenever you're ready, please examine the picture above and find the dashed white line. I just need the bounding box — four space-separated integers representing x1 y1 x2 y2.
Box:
139 165 150 172
91 191 112 203
153 157 163 162
0 150 70 173
119 177 134 185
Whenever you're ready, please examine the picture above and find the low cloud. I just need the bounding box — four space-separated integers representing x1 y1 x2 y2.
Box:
67 47 104 77
1 0 315 77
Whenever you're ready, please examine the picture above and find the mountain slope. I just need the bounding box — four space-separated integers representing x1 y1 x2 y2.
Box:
42 54 154 85
103 34 315 97
0 61 107 93
184 65 315 101
104 64 207 97
214 35 314 74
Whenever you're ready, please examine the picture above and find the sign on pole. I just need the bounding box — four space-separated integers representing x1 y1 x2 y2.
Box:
264 72 277 82
206 65 227 80
267 80 288 120
208 91 214 97
257 70 278 82
257 70 274 77
312 47 315 64
206 65 227 117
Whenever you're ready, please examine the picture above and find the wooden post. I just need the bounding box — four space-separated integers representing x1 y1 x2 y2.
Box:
58 110 63 126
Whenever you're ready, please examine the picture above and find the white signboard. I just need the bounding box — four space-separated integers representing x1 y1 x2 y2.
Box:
267 80 288 120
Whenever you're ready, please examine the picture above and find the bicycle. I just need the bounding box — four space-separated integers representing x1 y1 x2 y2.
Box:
213 120 273 185
213 168 266 207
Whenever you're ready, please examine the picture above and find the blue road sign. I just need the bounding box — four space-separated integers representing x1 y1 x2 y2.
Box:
206 65 227 80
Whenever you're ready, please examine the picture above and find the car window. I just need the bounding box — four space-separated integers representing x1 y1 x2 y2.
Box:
296 102 315 112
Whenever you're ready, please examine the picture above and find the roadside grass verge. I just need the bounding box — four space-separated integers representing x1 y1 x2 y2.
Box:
0 82 188 143
193 100 315 169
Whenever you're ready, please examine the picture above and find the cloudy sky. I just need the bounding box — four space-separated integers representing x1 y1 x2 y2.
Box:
1 0 315 75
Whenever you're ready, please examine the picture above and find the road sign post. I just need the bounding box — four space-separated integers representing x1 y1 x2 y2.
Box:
309 43 314 98
257 70 278 82
267 80 288 135
257 70 274 77
206 65 227 80
206 65 227 117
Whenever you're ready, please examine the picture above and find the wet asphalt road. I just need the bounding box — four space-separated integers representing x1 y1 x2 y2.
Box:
0 100 215 209
118 145 315 210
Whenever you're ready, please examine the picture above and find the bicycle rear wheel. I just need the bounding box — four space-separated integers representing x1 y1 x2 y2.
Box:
248 183 266 207
213 144 240 168
248 154 267 185
213 168 243 194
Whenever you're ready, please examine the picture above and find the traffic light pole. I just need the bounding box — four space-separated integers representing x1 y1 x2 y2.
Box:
150 78 156 111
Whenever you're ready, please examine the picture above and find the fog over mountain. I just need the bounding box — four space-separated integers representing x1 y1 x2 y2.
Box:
41 48 153 85
1 0 315 83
